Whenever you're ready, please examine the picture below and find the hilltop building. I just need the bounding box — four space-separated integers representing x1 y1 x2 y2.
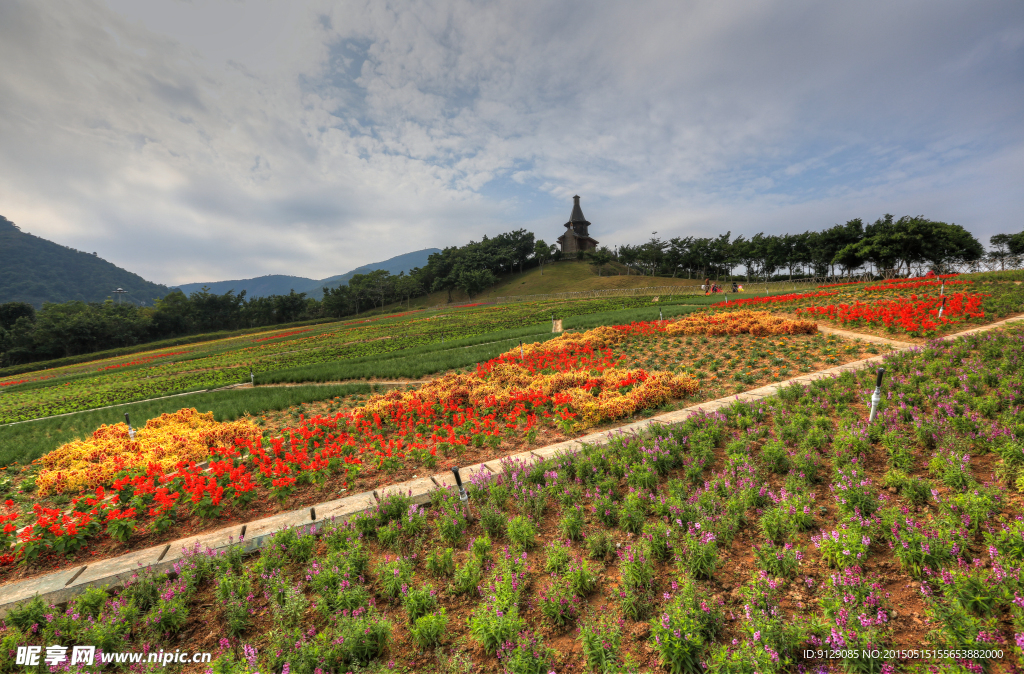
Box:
556 195 599 258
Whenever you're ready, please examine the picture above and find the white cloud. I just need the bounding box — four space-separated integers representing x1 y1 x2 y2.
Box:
0 0 1021 287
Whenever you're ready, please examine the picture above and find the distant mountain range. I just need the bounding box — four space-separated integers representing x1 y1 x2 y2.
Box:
172 248 441 299
0 216 172 308
0 214 441 307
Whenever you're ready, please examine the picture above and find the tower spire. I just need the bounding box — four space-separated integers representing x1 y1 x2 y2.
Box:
570 195 587 223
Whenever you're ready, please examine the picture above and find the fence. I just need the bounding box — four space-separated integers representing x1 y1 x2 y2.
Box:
494 277 836 304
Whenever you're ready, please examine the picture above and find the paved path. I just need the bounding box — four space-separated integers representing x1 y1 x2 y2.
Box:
816 326 915 349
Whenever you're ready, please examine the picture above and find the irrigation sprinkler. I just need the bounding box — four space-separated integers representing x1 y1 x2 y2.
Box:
659 308 663 321
250 367 255 385
868 367 886 423
451 466 471 519
125 412 136 440
938 296 947 319
940 279 945 296
520 340 525 359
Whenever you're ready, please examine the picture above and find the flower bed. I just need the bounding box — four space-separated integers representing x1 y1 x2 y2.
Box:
34 409 262 496
794 293 985 337
3 324 1022 672
0 296 666 424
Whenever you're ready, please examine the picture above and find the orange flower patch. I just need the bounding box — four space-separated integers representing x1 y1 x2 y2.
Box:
664 310 818 337
36 409 262 496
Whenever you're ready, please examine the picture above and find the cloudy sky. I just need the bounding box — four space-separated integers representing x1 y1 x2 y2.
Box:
1 0 1022 286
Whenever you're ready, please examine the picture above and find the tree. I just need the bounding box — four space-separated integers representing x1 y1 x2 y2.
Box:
637 236 667 275
852 215 901 275
1011 232 1024 256
818 219 864 278
456 268 497 299
272 290 308 323
921 221 983 272
833 243 866 278
666 237 691 278
587 248 614 276
393 273 422 308
992 231 1024 260
990 234 1014 270
618 244 641 275
533 240 553 275
0 302 35 331
321 285 357 318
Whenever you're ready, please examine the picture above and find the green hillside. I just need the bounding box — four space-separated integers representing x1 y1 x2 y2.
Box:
403 259 701 308
0 216 171 307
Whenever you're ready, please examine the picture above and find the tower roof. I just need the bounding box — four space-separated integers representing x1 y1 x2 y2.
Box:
569 191 593 228
569 195 588 224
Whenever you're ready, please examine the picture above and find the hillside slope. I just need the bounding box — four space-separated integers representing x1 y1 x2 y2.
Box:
0 216 171 308
403 259 701 308
174 248 441 298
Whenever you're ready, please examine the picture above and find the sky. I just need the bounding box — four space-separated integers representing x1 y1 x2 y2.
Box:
0 0 1022 286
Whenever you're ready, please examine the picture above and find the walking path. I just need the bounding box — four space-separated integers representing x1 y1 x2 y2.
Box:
1 315 1022 616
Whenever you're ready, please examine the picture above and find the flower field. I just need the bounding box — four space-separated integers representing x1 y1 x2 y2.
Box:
0 297 669 424
3 322 1024 673
0 312 879 580
714 274 1024 339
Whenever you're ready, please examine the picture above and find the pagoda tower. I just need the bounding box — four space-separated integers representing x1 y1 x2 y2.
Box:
556 195 599 258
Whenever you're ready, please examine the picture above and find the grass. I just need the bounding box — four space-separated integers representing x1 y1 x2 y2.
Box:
0 384 371 468
258 304 705 384
402 259 703 309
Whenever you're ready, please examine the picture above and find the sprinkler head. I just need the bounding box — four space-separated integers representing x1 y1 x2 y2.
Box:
451 466 468 502
875 367 886 389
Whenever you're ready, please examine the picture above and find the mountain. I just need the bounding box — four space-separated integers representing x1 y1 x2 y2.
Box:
174 248 442 299
0 216 172 308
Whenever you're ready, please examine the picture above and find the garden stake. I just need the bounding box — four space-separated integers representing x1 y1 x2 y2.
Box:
868 367 885 423
938 295 947 319
124 412 135 440
451 466 471 520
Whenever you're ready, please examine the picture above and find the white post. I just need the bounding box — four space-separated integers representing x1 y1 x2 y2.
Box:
868 367 885 423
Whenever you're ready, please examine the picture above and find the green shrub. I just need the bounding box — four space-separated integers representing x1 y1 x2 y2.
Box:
579 613 623 674
759 440 790 474
479 501 506 539
539 576 580 628
468 601 525 655
452 555 483 595
507 515 538 549
425 547 456 578
586 529 615 561
558 504 585 540
410 610 448 650
544 538 573 574
402 584 438 622
618 492 647 534
377 556 414 599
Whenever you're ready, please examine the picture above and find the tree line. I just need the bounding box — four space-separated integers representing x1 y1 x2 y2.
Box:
0 229 541 366
2 215 1021 367
611 215 1000 281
